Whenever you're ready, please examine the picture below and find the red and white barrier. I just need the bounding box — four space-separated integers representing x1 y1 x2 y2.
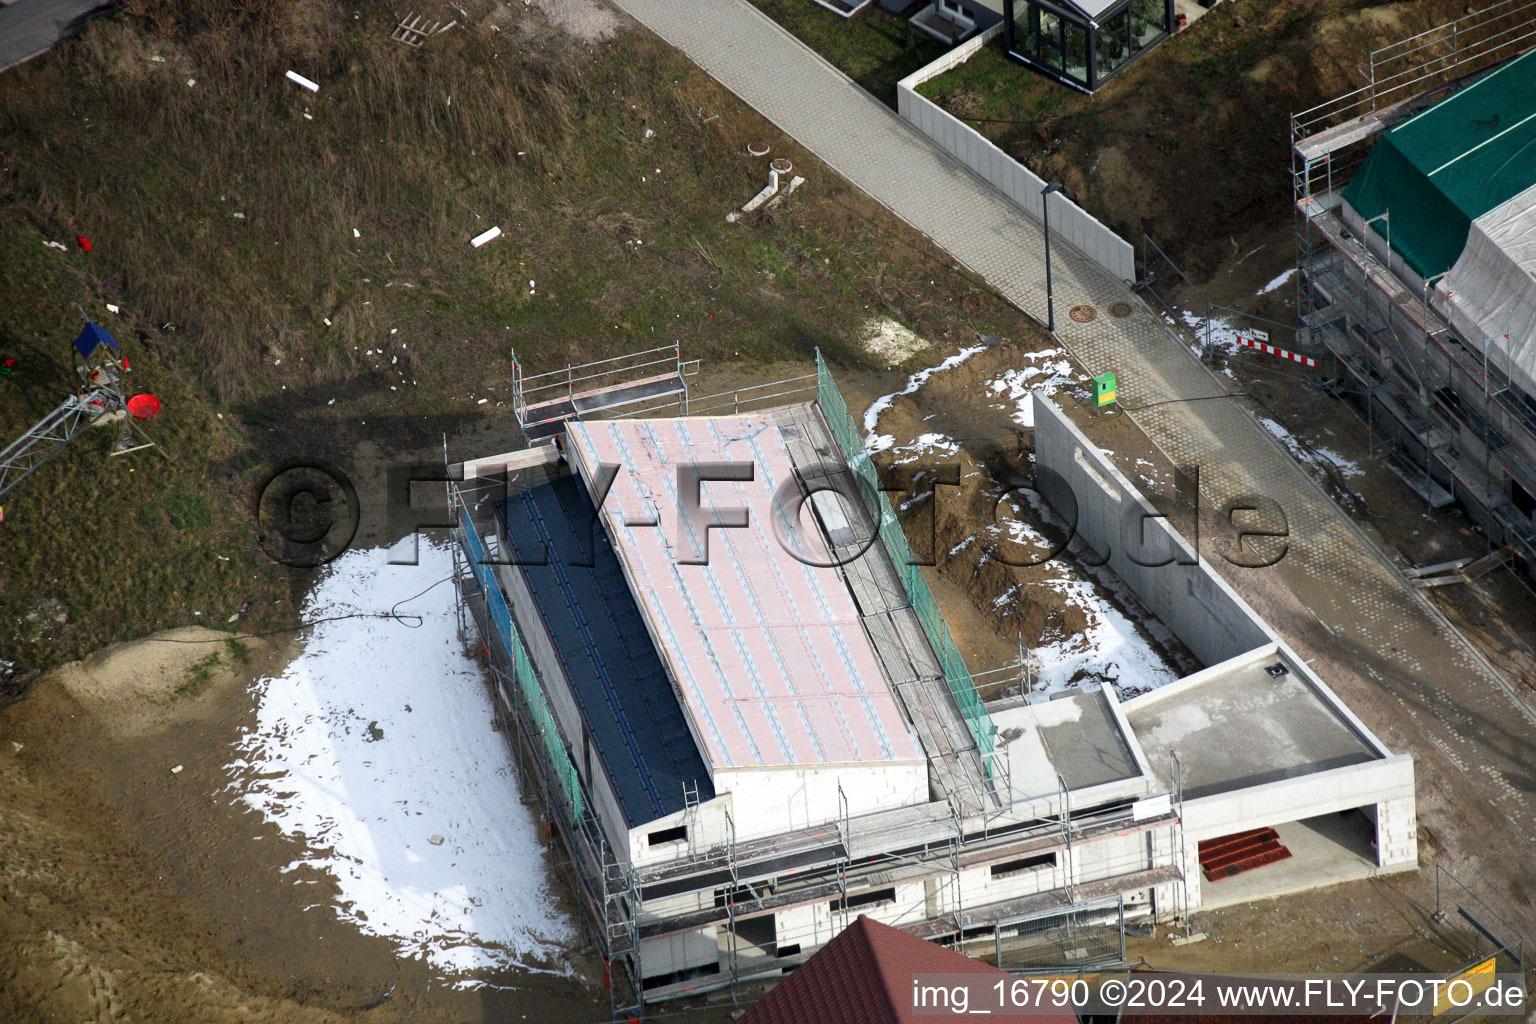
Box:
1237 335 1317 368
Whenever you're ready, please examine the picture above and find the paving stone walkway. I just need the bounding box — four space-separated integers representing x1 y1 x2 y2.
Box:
608 0 1536 848
0 0 109 74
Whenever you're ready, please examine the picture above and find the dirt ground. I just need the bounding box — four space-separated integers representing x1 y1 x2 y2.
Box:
0 630 607 1024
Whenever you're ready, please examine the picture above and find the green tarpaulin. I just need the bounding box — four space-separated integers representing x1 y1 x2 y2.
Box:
1341 46 1536 279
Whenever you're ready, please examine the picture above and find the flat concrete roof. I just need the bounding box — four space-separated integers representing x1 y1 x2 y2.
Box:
1124 650 1379 800
996 690 1144 798
564 417 922 772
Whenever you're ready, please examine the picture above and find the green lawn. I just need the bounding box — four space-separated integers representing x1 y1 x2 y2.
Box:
745 0 951 105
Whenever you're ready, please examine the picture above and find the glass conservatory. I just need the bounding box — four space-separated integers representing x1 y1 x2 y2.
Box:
1003 0 1175 92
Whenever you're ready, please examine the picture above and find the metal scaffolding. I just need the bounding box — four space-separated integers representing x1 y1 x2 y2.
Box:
1288 5 1536 569
449 359 1184 1016
0 329 149 501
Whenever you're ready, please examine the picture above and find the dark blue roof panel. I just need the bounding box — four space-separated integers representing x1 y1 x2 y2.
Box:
496 475 713 828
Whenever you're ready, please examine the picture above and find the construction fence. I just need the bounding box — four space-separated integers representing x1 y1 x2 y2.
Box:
815 352 997 763
457 501 584 821
992 895 1127 973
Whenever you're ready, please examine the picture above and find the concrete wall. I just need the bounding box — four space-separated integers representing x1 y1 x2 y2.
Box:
773 880 928 952
896 29 1138 285
716 762 930 841
629 795 736 870
1033 397 1272 666
1174 754 1418 910
639 926 719 981
938 827 1164 916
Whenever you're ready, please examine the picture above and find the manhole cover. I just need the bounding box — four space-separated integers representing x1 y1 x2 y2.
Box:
1069 304 1097 323
1109 301 1134 318
770 158 793 174
746 142 771 157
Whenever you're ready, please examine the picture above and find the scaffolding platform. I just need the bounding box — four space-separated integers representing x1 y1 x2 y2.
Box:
1386 451 1455 508
512 345 693 441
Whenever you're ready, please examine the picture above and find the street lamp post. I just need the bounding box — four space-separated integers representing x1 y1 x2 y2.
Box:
1042 182 1064 333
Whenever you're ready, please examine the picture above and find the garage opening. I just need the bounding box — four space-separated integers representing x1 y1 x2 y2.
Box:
1197 810 1379 909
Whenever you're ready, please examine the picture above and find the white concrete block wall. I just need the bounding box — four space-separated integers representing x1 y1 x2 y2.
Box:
629 796 735 868
932 831 1160 917
638 889 713 924
1374 795 1418 867
639 926 719 980
774 902 828 952
715 763 929 841
773 881 928 950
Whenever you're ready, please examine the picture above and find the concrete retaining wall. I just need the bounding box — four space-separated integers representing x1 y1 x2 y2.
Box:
896 28 1137 285
1033 397 1271 666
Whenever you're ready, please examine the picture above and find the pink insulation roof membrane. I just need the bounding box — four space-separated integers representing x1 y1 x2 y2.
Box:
565 417 921 770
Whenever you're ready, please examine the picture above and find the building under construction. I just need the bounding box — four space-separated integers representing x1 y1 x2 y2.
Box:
448 348 1417 1015
1292 1 1536 574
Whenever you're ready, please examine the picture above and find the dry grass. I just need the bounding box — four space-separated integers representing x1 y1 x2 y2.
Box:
0 0 1047 673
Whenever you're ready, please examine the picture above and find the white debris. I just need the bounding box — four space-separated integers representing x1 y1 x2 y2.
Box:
227 541 573 977
106 303 121 314
285 70 321 93
170 764 184 774
469 226 502 248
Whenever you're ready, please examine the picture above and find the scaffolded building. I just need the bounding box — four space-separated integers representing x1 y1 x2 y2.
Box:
1292 2 1536 573
449 350 1416 1015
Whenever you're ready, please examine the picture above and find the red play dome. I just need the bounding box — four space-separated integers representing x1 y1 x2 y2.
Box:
126 393 162 419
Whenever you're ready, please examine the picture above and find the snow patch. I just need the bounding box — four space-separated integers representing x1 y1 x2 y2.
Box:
985 349 1078 428
890 432 961 465
1258 416 1364 479
864 345 987 442
1259 267 1297 295
227 541 573 981
1026 575 1184 700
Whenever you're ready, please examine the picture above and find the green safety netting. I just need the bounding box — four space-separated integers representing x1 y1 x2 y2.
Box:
816 353 997 769
459 509 584 821
1341 46 1536 279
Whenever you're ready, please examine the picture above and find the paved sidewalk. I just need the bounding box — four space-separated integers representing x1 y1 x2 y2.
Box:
0 0 109 74
607 0 1536 850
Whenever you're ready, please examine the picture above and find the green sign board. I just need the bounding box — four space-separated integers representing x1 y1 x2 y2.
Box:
1093 371 1117 407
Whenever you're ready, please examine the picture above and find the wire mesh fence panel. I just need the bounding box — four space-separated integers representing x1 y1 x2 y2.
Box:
816 352 996 763
1435 864 1525 968
994 896 1126 973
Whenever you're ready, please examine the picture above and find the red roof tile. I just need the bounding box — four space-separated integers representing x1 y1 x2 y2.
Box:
739 916 1079 1024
